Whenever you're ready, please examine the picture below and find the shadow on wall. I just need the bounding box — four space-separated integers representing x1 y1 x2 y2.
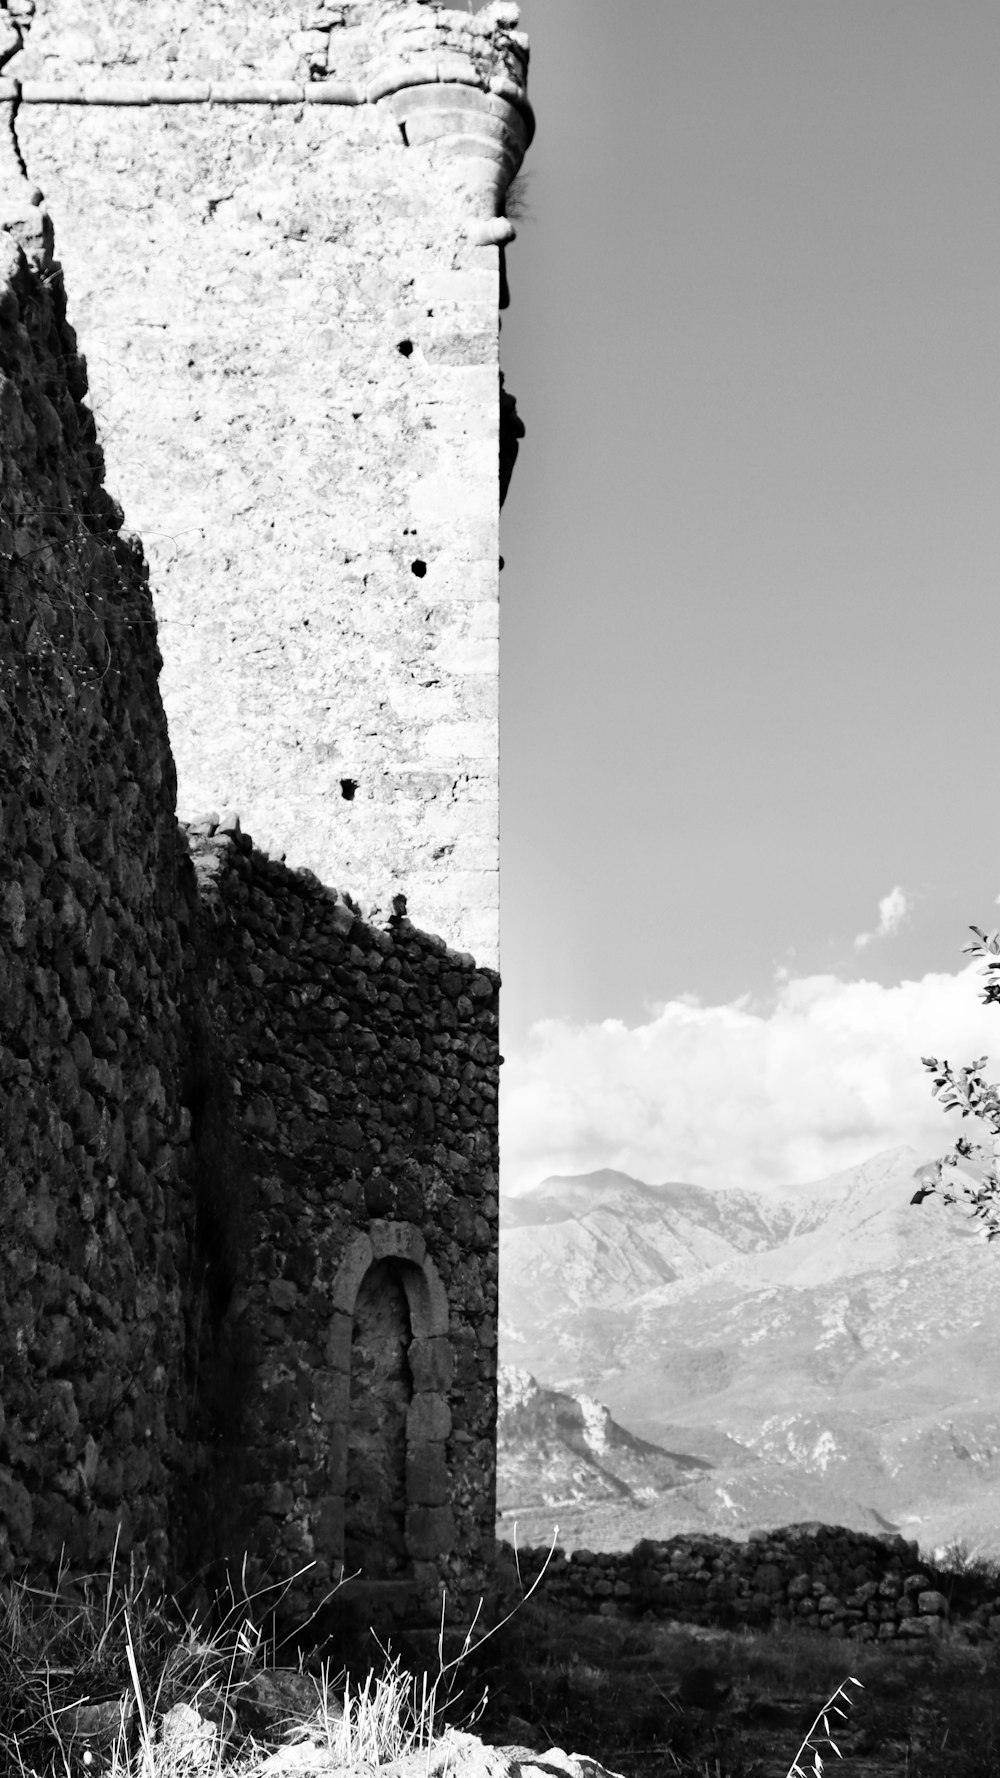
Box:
174 823 500 1633
346 1259 413 1580
331 1228 455 1598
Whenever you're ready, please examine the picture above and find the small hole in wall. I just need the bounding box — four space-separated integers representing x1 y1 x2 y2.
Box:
340 779 358 801
397 339 414 358
411 560 427 578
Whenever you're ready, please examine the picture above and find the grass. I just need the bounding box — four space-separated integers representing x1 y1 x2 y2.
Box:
0 1549 502 1776
785 1678 863 1778
0 1548 408 1774
469 1595 1000 1778
2 1552 999 1776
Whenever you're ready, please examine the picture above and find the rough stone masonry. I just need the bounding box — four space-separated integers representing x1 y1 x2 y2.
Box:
502 1525 1000 1645
0 0 530 1631
14 0 532 967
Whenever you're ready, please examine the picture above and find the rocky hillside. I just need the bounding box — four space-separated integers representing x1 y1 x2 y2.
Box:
496 1364 713 1545
499 1149 1000 1555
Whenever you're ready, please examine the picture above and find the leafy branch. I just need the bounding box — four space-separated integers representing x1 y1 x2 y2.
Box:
912 925 1000 1238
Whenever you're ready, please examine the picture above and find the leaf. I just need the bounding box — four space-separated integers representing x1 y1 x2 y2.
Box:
911 1187 935 1204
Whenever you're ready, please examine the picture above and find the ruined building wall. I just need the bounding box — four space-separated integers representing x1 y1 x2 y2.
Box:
14 0 531 966
0 208 503 1589
184 817 499 1623
0 200 199 1575
0 0 524 1619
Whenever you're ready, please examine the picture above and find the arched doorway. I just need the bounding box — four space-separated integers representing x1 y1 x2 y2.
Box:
325 1223 456 1600
344 1258 413 1580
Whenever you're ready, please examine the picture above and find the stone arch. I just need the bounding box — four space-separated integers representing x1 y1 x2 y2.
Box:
344 1257 412 1578
321 1223 454 1579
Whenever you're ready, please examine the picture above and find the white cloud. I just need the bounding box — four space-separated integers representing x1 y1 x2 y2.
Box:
500 963 999 1197
854 884 910 950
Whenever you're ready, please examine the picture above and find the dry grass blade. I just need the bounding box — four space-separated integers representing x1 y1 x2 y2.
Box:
785 1677 863 1778
0 1552 338 1773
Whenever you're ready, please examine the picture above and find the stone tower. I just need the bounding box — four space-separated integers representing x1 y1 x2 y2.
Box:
0 0 529 1630
12 0 531 965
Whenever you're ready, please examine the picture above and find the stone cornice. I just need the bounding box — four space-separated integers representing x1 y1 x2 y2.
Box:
0 76 362 104
0 70 533 143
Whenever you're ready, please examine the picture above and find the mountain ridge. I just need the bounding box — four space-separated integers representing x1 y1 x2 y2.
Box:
498 1147 1000 1555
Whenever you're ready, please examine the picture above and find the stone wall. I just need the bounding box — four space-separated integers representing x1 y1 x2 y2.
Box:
0 178 199 1576
12 0 533 966
0 187 502 1605
0 0 520 1624
0 217 502 1609
183 817 500 1623
499 1528 1000 1644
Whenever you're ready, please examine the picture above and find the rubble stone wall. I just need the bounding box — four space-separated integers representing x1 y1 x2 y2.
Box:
0 250 504 1588
184 818 500 1622
0 200 199 1577
0 0 522 1620
13 0 532 967
500 1527 1000 1644
0 223 503 1606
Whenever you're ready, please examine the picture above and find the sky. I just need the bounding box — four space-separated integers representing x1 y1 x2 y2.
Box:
497 0 1000 1195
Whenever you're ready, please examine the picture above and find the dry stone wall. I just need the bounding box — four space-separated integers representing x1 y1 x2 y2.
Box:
500 1528 1000 1645
0 186 200 1577
12 0 532 967
183 816 500 1623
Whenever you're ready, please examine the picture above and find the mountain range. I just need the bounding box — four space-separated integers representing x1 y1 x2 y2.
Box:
497 1148 1000 1555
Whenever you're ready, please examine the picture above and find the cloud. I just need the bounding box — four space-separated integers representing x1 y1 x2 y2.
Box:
500 963 999 1197
854 885 910 950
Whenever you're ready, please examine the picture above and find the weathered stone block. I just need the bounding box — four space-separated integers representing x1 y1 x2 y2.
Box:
409 1336 453 1393
405 1444 449 1507
407 1393 452 1443
312 1370 345 1424
405 1505 455 1560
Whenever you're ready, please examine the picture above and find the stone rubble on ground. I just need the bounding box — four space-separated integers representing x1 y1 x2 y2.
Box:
255 1732 624 1778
